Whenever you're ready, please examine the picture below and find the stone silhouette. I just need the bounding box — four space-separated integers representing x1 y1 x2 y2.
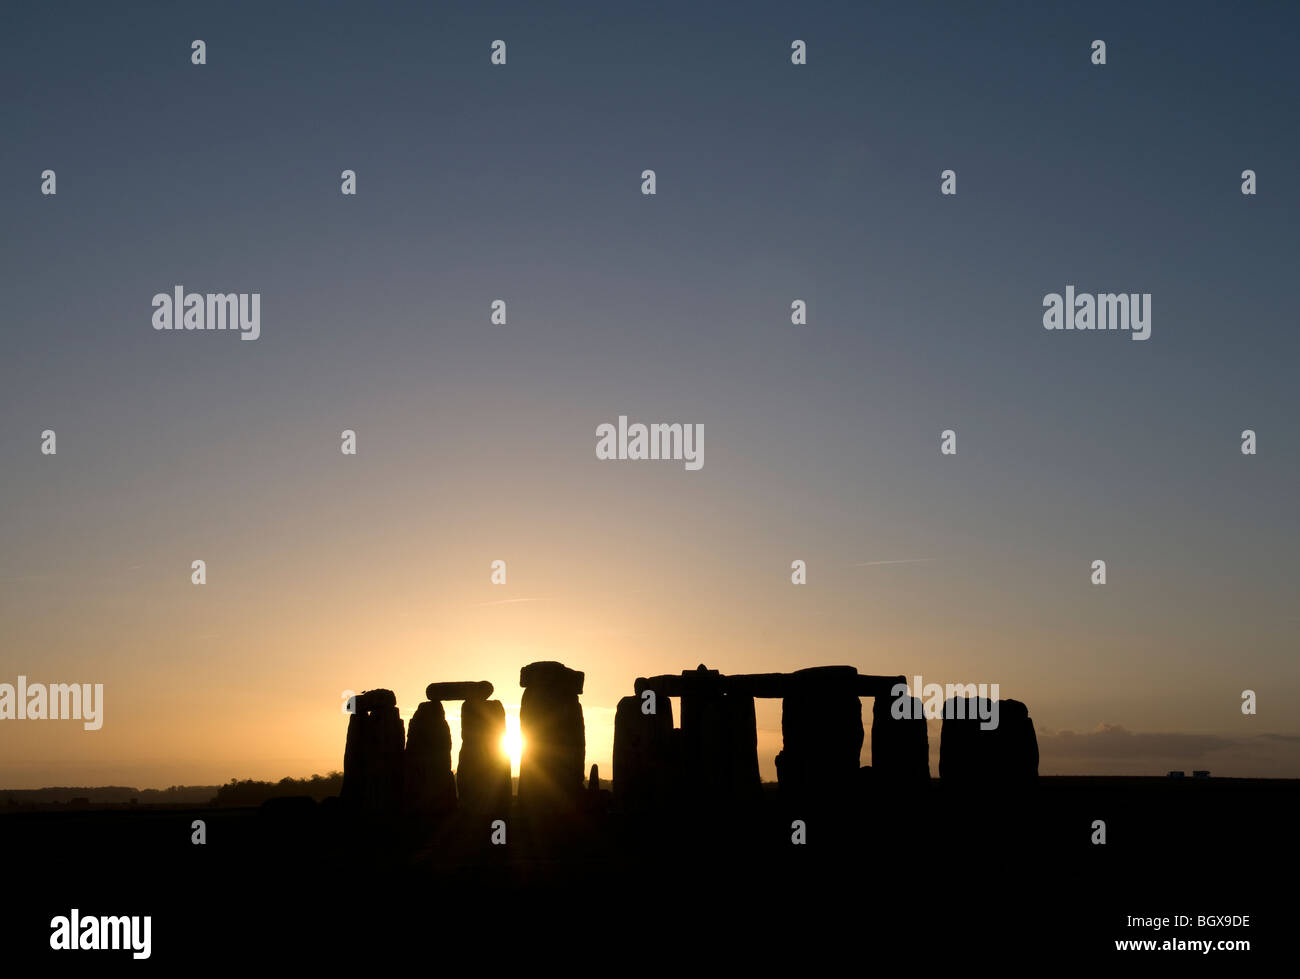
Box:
677 666 761 807
427 681 494 702
775 667 863 805
995 698 1039 780
457 696 512 814
403 699 457 815
343 680 509 819
341 666 1040 828
723 693 762 802
517 661 585 813
612 692 676 812
870 692 930 782
614 666 934 811
939 697 1039 781
677 666 731 802
341 689 405 816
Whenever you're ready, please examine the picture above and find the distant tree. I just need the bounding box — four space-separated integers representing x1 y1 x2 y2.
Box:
212 772 343 806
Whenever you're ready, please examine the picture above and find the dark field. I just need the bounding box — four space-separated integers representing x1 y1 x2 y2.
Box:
7 776 1291 965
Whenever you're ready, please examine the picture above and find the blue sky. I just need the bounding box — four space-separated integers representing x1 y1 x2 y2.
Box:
1 1 1296 785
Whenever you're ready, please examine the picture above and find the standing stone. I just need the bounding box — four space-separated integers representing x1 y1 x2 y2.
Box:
341 689 405 816
776 667 863 805
367 707 405 815
403 700 457 815
612 693 675 812
341 717 369 808
518 661 585 813
938 698 982 780
723 693 762 804
939 697 1038 781
991 698 1039 780
871 693 930 781
672 664 760 807
457 698 512 814
679 666 730 804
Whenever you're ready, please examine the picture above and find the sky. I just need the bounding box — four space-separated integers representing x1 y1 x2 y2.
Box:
1 1 1297 788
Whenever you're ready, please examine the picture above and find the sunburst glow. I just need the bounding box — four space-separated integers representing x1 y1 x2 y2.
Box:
502 712 523 776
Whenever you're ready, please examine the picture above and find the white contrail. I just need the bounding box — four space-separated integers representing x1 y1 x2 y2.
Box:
850 558 944 567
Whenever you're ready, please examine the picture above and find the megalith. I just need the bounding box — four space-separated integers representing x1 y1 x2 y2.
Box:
517 661 585 812
457 697 512 814
403 699 458 815
775 667 864 804
612 693 676 811
871 692 930 781
939 697 1039 781
342 688 405 815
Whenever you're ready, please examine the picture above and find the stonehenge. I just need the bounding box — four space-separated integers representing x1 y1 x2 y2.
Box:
342 662 1040 822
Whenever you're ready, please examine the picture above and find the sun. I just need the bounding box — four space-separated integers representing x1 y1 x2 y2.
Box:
501 712 523 775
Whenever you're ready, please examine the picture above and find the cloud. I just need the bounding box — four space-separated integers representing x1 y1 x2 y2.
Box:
1033 724 1300 777
1042 724 1230 759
